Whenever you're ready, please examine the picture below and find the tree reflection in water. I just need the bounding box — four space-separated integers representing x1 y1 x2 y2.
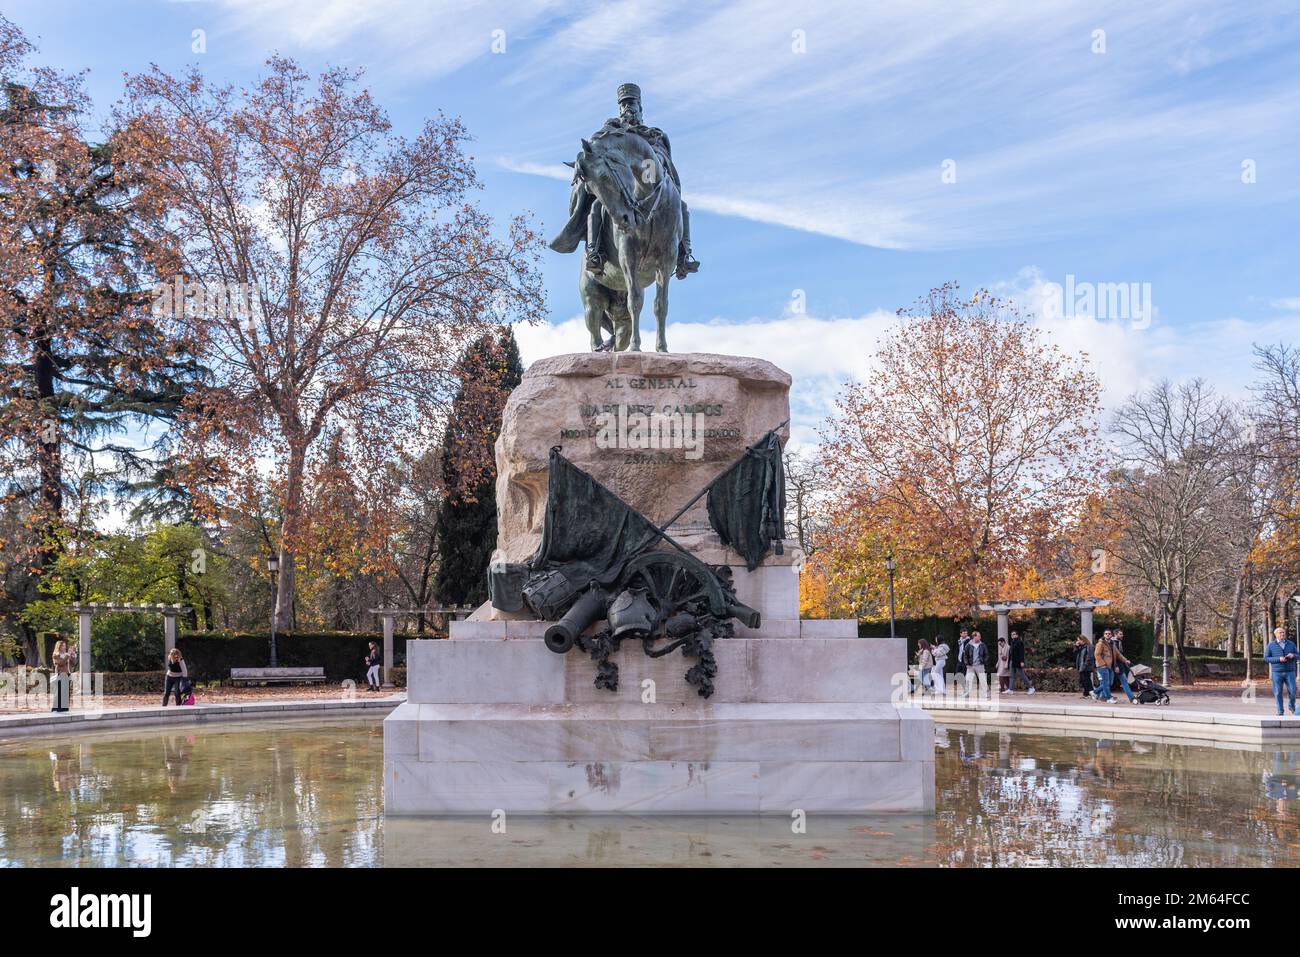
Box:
2 718 1299 867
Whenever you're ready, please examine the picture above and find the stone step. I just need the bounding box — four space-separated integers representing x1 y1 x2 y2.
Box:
406 636 905 705
385 701 933 763
385 754 934 814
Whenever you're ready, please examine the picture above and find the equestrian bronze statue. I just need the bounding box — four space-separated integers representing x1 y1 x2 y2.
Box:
549 83 699 353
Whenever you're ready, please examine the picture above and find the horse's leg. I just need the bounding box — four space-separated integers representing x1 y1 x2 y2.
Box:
653 273 669 352
626 285 644 352
581 272 605 351
620 242 643 352
613 309 631 352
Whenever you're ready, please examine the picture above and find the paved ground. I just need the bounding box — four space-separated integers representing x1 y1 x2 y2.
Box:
0 682 399 715
1 676 1284 717
996 679 1292 716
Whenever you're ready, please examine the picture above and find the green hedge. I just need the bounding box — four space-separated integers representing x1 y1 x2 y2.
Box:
1173 647 1275 660
867 610 1155 672
1180 656 1267 678
19 666 407 695
176 631 410 682
101 672 168 695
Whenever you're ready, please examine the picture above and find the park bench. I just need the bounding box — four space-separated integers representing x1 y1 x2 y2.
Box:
1203 662 1229 677
229 667 327 686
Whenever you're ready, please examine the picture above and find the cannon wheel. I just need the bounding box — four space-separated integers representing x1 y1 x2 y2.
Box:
617 550 726 632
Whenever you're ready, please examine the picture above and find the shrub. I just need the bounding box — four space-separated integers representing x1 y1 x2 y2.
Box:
92 614 165 672
101 671 169 695
176 631 412 682
1181 656 1266 678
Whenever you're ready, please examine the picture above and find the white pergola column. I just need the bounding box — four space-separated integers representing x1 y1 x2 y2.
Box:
996 610 1009 643
1081 607 1094 641
382 612 395 688
163 612 178 658
78 608 92 695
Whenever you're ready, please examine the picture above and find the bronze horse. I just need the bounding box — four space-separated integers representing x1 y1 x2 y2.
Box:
570 130 683 352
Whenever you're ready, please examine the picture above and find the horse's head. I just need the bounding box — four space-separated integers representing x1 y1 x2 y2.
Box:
573 136 640 231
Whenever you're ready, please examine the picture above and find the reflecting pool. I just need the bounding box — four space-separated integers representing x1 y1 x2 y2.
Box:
3 716 1299 867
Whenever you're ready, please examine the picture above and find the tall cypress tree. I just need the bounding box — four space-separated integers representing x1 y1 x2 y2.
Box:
432 328 523 607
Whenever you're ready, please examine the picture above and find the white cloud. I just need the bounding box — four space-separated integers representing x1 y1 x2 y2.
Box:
1003 267 1295 408
513 264 1296 449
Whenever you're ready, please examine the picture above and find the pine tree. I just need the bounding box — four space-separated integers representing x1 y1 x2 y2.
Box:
1 22 202 661
432 329 523 608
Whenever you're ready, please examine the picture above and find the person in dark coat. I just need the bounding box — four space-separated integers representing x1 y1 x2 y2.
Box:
955 630 971 679
365 641 383 692
162 649 188 706
1007 630 1035 695
1074 635 1096 699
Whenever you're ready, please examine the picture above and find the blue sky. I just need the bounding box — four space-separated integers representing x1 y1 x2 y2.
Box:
9 0 1300 446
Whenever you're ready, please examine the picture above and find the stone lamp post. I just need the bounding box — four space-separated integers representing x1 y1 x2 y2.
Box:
268 556 280 668
885 555 897 641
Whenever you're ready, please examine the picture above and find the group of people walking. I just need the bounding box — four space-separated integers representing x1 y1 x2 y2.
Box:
914 627 1148 703
1072 629 1136 703
913 628 1037 698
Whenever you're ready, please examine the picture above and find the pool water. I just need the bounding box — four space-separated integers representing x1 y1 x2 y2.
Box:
3 716 1299 867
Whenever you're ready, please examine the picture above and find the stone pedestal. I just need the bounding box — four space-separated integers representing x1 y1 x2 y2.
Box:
385 638 933 814
493 352 792 563
383 353 934 815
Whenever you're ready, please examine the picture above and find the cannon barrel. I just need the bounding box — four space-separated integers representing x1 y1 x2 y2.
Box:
726 601 761 630
544 587 608 654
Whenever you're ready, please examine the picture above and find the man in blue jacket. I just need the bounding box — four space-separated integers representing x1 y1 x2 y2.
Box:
1264 626 1298 717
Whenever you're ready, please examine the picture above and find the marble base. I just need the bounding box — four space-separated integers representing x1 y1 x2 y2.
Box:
384 637 933 815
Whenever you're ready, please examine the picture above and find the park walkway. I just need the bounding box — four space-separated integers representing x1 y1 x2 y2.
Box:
0 689 404 740
921 683 1300 745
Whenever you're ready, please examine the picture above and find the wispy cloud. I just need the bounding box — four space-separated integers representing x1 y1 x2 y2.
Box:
202 0 1300 250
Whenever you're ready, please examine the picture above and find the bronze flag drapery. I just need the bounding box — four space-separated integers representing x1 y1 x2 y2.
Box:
706 430 786 571
528 446 662 595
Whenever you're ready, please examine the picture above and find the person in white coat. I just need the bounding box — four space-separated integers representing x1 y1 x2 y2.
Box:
930 637 949 695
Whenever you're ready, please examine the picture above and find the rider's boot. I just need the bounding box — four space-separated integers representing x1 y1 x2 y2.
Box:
675 242 700 279
585 200 606 273
675 205 700 279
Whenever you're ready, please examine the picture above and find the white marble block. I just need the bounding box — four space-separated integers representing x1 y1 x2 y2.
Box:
385 637 934 815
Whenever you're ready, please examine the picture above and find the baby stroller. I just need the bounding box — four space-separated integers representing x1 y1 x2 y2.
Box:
1128 664 1170 705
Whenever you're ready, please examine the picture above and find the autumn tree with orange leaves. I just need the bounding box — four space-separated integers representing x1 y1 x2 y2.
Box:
119 57 544 631
817 284 1103 619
